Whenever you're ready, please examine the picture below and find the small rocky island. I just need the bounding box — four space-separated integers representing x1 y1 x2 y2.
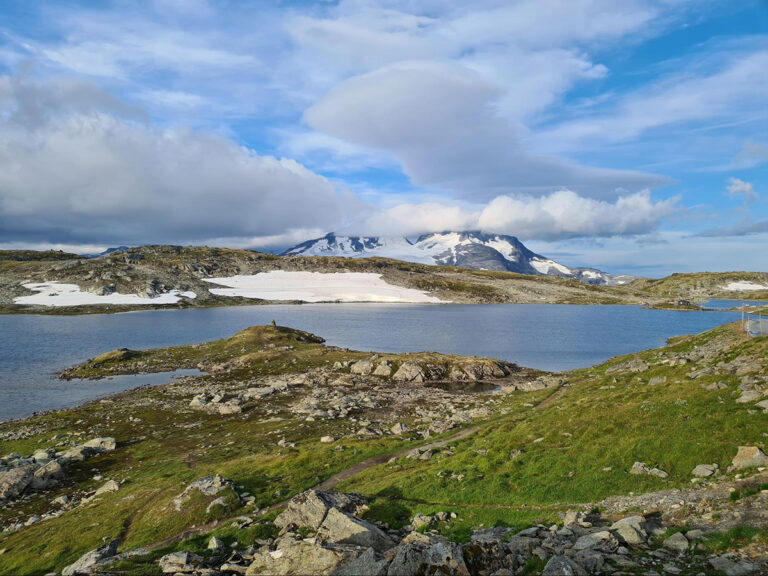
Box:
0 323 767 575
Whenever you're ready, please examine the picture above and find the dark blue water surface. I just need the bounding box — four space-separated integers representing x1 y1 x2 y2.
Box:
0 304 739 421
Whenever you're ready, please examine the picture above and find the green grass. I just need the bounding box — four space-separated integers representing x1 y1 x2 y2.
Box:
1 322 766 573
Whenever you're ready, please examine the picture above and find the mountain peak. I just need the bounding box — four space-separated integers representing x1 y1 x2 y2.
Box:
283 232 629 286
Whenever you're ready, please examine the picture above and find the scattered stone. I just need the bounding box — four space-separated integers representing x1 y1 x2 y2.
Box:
542 555 585 576
320 436 334 443
630 461 669 478
172 474 238 511
691 463 718 478
708 555 758 576
94 480 120 496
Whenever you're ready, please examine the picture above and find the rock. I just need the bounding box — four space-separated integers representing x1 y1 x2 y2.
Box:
386 534 469 576
610 516 647 545
409 513 433 531
708 555 758 576
208 536 226 553
373 362 392 377
542 556 585 576
648 376 667 386
274 490 367 531
246 540 363 575
172 474 238 511
0 465 36 500
318 508 395 553
215 401 242 415
691 463 719 478
756 399 768 412
82 437 117 452
351 360 374 376
735 390 764 404
32 460 64 489
205 496 229 514
333 547 390 575
392 362 425 383
62 539 119 576
158 551 203 574
321 436 335 443
663 532 689 553
629 461 668 478
730 446 768 470
390 423 407 435
94 480 120 496
461 536 509 575
573 530 615 551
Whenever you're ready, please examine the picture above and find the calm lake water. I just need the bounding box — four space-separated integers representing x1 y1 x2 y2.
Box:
0 304 739 422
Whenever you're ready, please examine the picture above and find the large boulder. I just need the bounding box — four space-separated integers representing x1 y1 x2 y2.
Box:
610 516 647 546
333 547 390 576
274 490 367 531
691 463 719 478
350 360 374 375
0 465 36 500
318 508 395 553
730 446 768 470
246 540 363 575
386 533 470 576
62 539 119 576
82 437 117 452
392 362 426 383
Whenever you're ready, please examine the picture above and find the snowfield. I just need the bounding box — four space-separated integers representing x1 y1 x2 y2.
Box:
15 282 197 307
203 271 445 303
723 281 768 292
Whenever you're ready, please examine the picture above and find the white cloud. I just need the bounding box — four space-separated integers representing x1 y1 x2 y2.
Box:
352 189 676 240
726 177 757 202
534 46 768 153
0 75 363 246
305 61 667 200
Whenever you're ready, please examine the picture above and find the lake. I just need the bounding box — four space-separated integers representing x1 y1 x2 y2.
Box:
0 304 739 422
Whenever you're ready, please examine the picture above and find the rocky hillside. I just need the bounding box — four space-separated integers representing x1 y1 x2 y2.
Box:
0 323 766 574
631 271 768 302
0 245 648 313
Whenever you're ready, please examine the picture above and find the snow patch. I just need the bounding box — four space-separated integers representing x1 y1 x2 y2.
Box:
15 282 196 307
530 258 572 275
723 281 768 292
203 271 445 303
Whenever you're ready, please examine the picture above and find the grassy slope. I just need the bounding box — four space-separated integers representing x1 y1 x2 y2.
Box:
0 324 766 574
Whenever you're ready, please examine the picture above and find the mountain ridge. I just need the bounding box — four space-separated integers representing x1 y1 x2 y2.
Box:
283 231 631 286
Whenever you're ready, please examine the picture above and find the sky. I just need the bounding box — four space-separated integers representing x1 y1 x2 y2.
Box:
0 0 766 276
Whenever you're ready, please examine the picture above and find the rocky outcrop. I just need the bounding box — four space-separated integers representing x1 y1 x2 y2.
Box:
0 438 115 502
172 474 240 511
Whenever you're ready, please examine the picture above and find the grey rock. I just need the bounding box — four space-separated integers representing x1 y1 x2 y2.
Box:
333 547 390 576
158 551 203 574
372 362 392 377
708 555 758 576
691 463 718 478
629 461 668 478
392 362 425 383
350 360 374 376
274 490 367 531
94 480 120 496
246 540 363 575
386 533 469 576
173 474 238 511
730 446 768 470
610 516 647 545
573 530 615 551
663 532 689 553
318 508 395 553
62 539 119 576
542 555 586 576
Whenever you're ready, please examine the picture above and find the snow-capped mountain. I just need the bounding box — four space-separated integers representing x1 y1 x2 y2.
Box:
282 232 630 286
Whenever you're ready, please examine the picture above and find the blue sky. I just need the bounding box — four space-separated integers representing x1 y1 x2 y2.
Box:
0 0 766 276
